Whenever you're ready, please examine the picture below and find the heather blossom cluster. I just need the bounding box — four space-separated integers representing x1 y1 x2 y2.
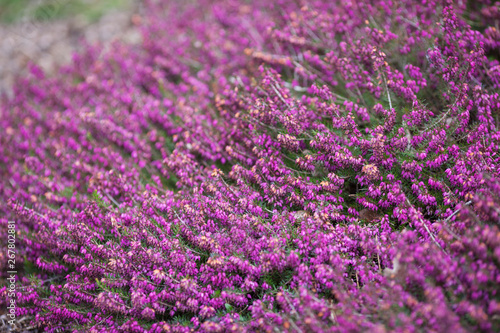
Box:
0 0 500 332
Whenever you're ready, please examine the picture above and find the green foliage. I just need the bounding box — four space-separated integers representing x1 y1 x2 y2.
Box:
58 186 74 199
0 0 134 24
92 189 108 209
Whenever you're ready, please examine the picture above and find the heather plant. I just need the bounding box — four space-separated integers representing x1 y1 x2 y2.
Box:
1 0 500 332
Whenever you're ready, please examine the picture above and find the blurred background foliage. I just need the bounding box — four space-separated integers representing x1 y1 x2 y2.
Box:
0 0 133 24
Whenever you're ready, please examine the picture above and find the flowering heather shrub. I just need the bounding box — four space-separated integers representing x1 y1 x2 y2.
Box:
1 0 500 331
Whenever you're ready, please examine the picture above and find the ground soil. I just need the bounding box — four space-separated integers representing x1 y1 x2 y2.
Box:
0 1 143 97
